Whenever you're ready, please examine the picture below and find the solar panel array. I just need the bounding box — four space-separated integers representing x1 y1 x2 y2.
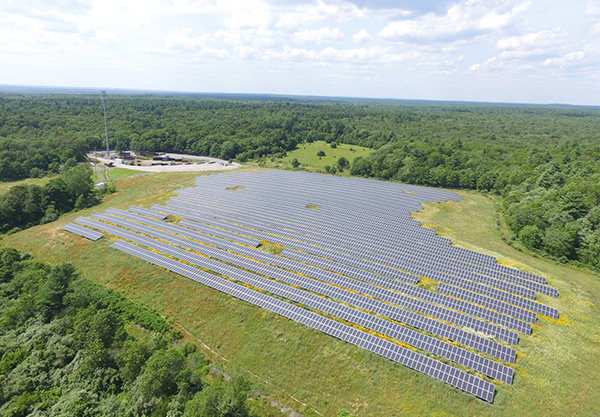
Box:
127 205 168 220
61 222 103 241
66 169 560 403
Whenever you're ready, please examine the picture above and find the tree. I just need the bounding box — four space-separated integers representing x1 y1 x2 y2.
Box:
337 156 349 170
317 150 326 157
61 164 94 203
38 263 78 315
115 140 127 155
290 158 301 168
519 225 544 249
184 374 249 417
349 157 372 176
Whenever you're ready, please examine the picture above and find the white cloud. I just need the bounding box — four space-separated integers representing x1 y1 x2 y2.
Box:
265 45 416 66
469 56 501 71
0 0 597 104
496 29 565 59
276 0 363 30
293 26 343 44
585 2 600 17
378 0 531 43
543 51 585 68
215 27 278 49
352 29 373 43
164 29 210 51
223 2 272 30
235 45 261 59
192 46 230 60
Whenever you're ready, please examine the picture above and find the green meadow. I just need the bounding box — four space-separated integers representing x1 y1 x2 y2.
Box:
278 140 371 171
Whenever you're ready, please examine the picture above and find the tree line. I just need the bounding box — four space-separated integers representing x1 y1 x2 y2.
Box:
0 247 254 416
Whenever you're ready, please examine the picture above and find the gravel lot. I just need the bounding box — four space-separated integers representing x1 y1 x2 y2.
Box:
89 152 241 173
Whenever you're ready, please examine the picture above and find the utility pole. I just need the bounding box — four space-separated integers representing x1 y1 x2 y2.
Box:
100 91 110 158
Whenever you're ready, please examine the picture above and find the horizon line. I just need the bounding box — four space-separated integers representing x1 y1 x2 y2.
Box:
0 83 598 109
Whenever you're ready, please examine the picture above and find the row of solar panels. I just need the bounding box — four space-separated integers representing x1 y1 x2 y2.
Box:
196 171 550 284
63 204 531 402
190 170 462 205
184 171 547 285
60 171 558 402
170 193 535 288
72 210 519 360
72 212 517 365
157 199 559 304
150 203 557 321
167 191 553 293
111 239 495 402
167 187 521 278
66 214 502 400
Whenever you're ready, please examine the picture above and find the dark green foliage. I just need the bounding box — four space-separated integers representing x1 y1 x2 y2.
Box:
349 157 372 177
183 375 250 417
290 157 300 168
38 263 77 314
316 150 326 157
0 164 105 234
518 225 544 249
0 248 253 416
337 156 349 171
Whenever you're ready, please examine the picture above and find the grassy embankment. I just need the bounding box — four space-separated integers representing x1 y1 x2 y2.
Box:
2 168 600 416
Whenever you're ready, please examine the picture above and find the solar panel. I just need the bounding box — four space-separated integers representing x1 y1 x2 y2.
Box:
76 215 517 364
127 206 168 220
119 235 513 383
61 222 104 241
437 283 538 323
64 169 564 402
109 239 496 402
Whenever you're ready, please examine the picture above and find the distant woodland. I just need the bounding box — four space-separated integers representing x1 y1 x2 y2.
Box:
2 92 600 267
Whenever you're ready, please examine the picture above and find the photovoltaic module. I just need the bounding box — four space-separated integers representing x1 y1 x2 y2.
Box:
62 170 559 402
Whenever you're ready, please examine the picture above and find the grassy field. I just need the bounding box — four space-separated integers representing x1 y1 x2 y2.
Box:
0 176 55 195
268 140 372 171
2 170 600 416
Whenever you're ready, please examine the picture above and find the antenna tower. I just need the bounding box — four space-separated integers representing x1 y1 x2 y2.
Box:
100 91 110 158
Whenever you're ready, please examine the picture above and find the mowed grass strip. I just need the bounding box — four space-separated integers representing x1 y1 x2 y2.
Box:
4 170 600 416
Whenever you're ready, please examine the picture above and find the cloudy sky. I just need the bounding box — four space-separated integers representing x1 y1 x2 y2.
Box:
1 0 599 105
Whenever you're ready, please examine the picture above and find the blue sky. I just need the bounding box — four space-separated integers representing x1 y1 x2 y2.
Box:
1 0 599 105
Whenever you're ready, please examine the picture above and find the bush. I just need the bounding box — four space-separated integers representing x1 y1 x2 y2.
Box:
518 225 544 249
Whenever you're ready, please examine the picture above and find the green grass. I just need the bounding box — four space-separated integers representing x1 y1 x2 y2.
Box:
276 141 371 171
0 176 55 195
107 167 147 180
3 172 600 416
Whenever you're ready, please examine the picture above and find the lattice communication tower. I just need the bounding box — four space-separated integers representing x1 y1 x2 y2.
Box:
100 91 110 158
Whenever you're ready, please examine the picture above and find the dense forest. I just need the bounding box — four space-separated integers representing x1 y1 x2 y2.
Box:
2 92 600 267
0 247 255 416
